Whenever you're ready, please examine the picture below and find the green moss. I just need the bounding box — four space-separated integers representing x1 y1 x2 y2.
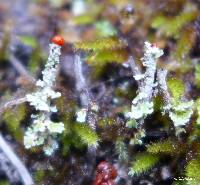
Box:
72 14 95 25
87 49 128 64
129 153 159 176
115 138 128 161
99 118 117 127
174 27 195 65
185 158 200 185
172 181 188 185
147 140 180 154
19 36 37 48
74 37 126 51
167 79 184 100
0 180 10 185
73 123 99 147
195 64 200 88
151 6 197 38
34 169 45 183
3 104 26 140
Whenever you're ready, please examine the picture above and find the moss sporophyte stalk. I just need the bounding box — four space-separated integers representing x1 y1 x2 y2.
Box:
24 36 65 156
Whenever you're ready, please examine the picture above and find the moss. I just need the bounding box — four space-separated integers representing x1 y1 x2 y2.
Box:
87 49 128 64
185 158 200 185
195 64 200 88
72 14 95 25
115 138 128 161
167 79 184 100
151 5 197 38
73 123 99 147
174 27 195 64
34 169 45 183
74 37 126 51
129 153 159 176
0 180 10 185
3 104 26 140
147 140 181 154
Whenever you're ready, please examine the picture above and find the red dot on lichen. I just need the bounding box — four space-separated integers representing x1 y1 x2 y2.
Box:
51 35 65 46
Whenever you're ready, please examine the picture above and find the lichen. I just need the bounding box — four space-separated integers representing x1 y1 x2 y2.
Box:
168 100 194 127
24 43 65 155
126 42 164 125
158 69 194 130
76 108 87 123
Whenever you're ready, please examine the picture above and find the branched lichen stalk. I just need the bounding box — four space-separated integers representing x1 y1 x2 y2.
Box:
127 42 193 132
24 43 65 156
157 69 194 130
127 42 163 126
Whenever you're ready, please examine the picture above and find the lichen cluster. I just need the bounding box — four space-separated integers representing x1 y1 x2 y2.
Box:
126 42 164 124
127 42 194 134
24 43 65 155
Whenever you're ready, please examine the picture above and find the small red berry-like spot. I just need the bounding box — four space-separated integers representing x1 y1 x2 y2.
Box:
93 161 117 185
51 35 65 46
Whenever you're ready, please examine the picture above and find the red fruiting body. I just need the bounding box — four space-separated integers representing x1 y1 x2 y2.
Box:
97 161 110 172
93 174 103 185
51 35 65 46
93 161 117 185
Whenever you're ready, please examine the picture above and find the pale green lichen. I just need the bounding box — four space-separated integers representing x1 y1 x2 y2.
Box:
128 153 159 176
158 70 194 130
128 101 153 120
168 100 194 127
127 42 163 124
76 108 87 123
162 80 194 129
26 43 62 112
126 119 137 128
24 43 65 155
